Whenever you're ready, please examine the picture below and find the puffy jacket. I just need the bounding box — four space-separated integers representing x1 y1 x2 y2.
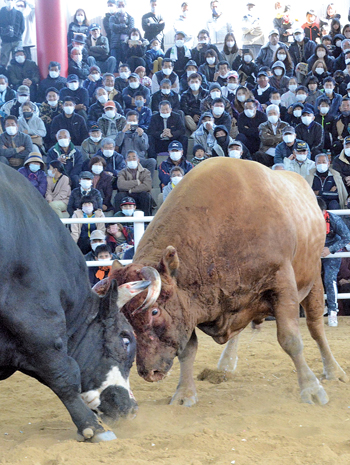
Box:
46 143 83 181
115 130 149 158
50 112 88 147
289 38 316 66
258 120 289 153
98 113 126 138
255 42 287 69
68 187 103 217
109 12 135 48
237 110 268 152
274 138 310 164
150 89 180 112
180 87 209 117
158 156 193 188
7 58 39 89
295 121 324 159
315 92 342 119
18 166 47 196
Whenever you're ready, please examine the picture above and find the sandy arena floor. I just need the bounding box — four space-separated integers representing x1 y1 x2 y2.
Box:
1 317 350 465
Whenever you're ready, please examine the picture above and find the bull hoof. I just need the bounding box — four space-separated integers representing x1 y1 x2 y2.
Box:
76 429 117 442
324 365 348 383
300 383 329 405
170 387 198 407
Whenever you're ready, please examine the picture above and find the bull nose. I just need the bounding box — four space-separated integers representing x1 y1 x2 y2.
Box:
141 369 166 382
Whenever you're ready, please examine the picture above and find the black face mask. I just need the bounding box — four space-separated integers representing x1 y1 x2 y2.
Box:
216 135 226 144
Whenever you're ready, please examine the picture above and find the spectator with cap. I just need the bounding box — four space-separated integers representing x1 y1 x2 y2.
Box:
162 166 184 201
332 137 350 194
88 87 121 127
109 0 135 67
147 100 187 159
97 100 126 138
0 75 15 108
255 29 287 69
206 0 233 47
295 105 324 159
122 73 150 111
68 172 103 217
158 140 192 190
333 98 350 157
50 96 88 147
285 101 304 128
0 115 32 168
88 137 125 187
306 154 347 210
85 229 110 261
283 140 315 178
82 66 104 103
274 125 310 164
152 58 179 94
0 0 24 66
190 144 208 166
142 0 165 47
164 31 191 77
68 45 90 82
18 151 47 196
241 2 265 59
1 84 38 118
59 74 89 119
46 129 83 188
315 96 337 153
132 92 152 131
67 8 89 45
114 196 136 221
315 77 342 119
221 72 241 107
45 160 71 218
191 29 222 67
81 124 104 160
255 104 288 166
144 37 165 74
150 78 180 112
37 62 67 103
192 112 216 156
122 27 148 72
40 87 63 149
86 23 116 74
302 9 320 43
227 139 252 160
252 70 277 106
68 32 90 61
7 47 39 101
237 98 267 155
179 60 208 93
102 73 124 108
289 27 316 68
180 72 208 134
114 150 153 215
200 82 233 117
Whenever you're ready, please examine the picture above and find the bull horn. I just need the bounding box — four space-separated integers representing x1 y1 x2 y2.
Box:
117 280 151 309
132 267 162 315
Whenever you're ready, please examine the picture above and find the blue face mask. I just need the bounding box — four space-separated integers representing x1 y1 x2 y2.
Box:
29 163 40 172
135 99 144 107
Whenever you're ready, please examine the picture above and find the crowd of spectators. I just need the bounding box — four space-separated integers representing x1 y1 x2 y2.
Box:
2 0 350 297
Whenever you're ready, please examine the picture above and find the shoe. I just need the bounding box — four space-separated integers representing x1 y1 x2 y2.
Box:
328 311 338 327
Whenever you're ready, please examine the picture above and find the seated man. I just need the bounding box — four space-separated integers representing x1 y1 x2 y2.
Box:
306 153 347 210
102 73 123 107
114 63 131 93
283 140 315 178
227 140 252 160
114 150 153 216
81 124 104 160
68 46 90 82
7 47 40 101
252 70 277 107
211 98 232 134
255 104 288 167
180 73 208 134
50 96 89 147
92 138 126 185
237 98 267 155
0 74 16 107
199 82 232 117
0 115 33 168
274 125 310 164
115 110 156 179
152 58 179 94
82 65 104 104
158 140 193 190
163 166 184 201
40 87 63 149
68 171 103 217
295 106 324 160
97 100 126 138
315 97 337 153
1 84 39 118
179 59 209 93
59 74 89 120
114 196 136 224
46 129 83 188
192 112 216 156
147 100 187 159
333 97 350 157
87 87 122 126
315 77 342 119
255 29 287 69
37 61 67 103
122 73 151 111
150 78 181 113
164 31 191 77
332 136 350 194
86 23 116 74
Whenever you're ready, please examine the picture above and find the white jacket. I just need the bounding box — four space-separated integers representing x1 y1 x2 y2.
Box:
18 115 46 137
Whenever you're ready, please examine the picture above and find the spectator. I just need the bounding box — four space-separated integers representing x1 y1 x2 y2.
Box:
40 87 63 148
158 140 192 189
115 150 153 215
17 1 35 59
333 34 346 61
307 43 335 73
114 195 136 220
180 73 208 134
295 106 324 159
59 74 89 120
67 8 89 45
274 125 310 164
18 152 47 196
68 171 103 217
68 46 90 82
85 229 116 261
179 60 209 93
280 76 298 108
0 74 15 107
315 96 336 152
255 29 287 69
86 23 116 74
242 2 265 59
332 136 350 194
173 2 194 49
206 0 233 47
302 9 320 43
306 154 347 210
122 28 148 72
144 37 165 74
190 144 208 166
142 0 165 46
114 63 131 92
150 78 180 112
88 87 114 126
191 29 222 67
88 155 113 212
132 92 152 131
315 77 342 118
0 0 24 66
164 32 191 78
0 115 32 168
237 97 267 155
252 70 277 106
285 102 304 128
267 90 287 121
122 73 150 110
18 100 46 151
103 0 117 46
227 139 252 160
269 60 289 94
147 100 187 159
50 96 88 146
37 61 67 103
81 123 103 160
333 98 350 156
211 125 233 157
283 140 315 178
197 49 219 83
200 82 232 118
210 97 232 134
134 66 152 91
273 4 294 45
305 75 324 106
88 244 113 286
255 104 288 166
97 100 126 138
109 0 135 67
82 66 104 104
272 46 294 77
237 49 258 88
45 160 71 218
163 166 184 201
71 195 105 254
192 112 216 156
7 47 39 101
46 129 83 188
93 137 125 185
102 73 124 107
295 85 308 105
231 85 251 114
289 27 316 67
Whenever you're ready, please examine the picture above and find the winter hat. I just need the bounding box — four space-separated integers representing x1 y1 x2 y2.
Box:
24 152 44 168
193 144 206 156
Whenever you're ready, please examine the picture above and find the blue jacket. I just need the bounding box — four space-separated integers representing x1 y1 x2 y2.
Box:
47 143 83 180
18 166 47 197
82 77 104 102
158 156 193 189
325 212 350 253
315 92 342 119
274 139 311 164
135 106 152 130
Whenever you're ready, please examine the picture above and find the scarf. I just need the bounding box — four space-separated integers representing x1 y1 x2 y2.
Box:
169 45 191 62
324 211 331 235
96 266 111 281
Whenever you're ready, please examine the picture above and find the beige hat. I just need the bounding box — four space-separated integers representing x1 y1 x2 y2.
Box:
90 230 106 241
24 152 44 167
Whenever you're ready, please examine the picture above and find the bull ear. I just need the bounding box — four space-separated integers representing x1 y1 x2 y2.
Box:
157 246 179 278
100 279 120 318
111 259 123 271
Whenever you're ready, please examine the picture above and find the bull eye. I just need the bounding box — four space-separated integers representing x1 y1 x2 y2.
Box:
151 309 159 316
122 337 131 349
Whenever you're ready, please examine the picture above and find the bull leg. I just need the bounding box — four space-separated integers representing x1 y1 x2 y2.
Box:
217 336 239 373
301 275 348 382
274 268 329 405
170 330 198 407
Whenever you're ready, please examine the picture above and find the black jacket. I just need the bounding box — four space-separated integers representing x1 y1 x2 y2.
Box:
190 44 222 66
87 100 123 126
141 12 165 43
180 87 209 117
37 75 67 103
212 112 232 134
0 7 24 43
7 58 40 89
86 35 110 62
46 143 83 181
315 113 337 151
289 38 316 66
147 111 185 141
150 90 180 112
68 187 103 216
164 46 190 76
67 58 90 81
237 110 267 152
109 12 135 48
50 113 89 146
59 87 89 109
295 121 324 159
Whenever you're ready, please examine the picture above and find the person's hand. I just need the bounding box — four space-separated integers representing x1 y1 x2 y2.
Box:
261 104 267 110
162 128 171 137
339 278 350 286
205 121 213 131
123 123 131 132
58 155 66 163
23 78 32 87
330 186 337 192
314 190 319 195
105 171 113 176
213 72 219 81
22 129 28 134
338 135 344 140
287 107 293 114
288 153 295 160
136 127 144 136
193 114 200 123
30 135 37 139
321 247 331 257
345 176 350 186
102 204 107 211
75 104 85 111
87 74 95 82
16 146 25 153
131 97 135 105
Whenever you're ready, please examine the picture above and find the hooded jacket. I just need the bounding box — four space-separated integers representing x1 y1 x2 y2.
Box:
97 112 126 138
269 60 290 94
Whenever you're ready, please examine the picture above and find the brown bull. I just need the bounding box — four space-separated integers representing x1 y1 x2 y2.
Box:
96 158 347 406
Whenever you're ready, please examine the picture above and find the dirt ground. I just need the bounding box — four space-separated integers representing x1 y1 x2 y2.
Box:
1 317 350 465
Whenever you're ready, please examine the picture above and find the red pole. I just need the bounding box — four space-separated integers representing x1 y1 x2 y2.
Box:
35 0 68 78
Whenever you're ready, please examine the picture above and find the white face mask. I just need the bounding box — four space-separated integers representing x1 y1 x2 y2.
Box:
162 67 173 76
48 99 58 107
82 205 94 214
92 164 103 174
6 126 17 135
92 73 100 82
105 110 115 118
175 39 184 47
120 71 130 80
212 106 224 116
301 116 313 126
68 82 79 91
211 91 221 99
296 94 306 102
63 106 74 115
15 55 25 64
122 208 134 216
171 176 182 185
189 82 200 91
336 40 342 47
49 71 59 78
98 95 108 104
268 115 279 124
315 67 324 75
104 85 114 92
129 81 140 89
243 55 252 63
91 135 102 142
317 51 326 58
76 15 84 22
29 163 41 172
277 53 286 61
227 83 238 90
344 147 350 156
317 163 328 173
320 106 329 115
58 138 70 147
47 169 54 177
345 58 350 65
293 109 302 117
161 88 171 94
226 41 235 48
80 180 92 190
0 84 6 92
103 149 114 157
160 112 171 118
244 109 255 118
283 134 294 144
206 57 216 65
237 94 246 102
153 45 160 51
18 95 28 104
270 99 281 105
274 68 283 76
324 87 333 95
91 242 104 251
294 33 304 42
127 160 138 169
72 55 82 63
169 151 182 161
131 35 139 40
296 153 307 162
289 84 297 92
228 149 241 158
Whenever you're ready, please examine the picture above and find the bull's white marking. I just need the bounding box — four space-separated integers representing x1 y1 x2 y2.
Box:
81 366 135 411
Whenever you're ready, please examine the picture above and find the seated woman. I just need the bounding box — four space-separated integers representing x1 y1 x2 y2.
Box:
134 66 152 90
232 86 252 114
89 155 113 212
237 49 258 89
271 47 294 77
45 160 71 218
105 222 134 257
18 152 47 196
18 101 47 152
122 28 148 72
70 195 105 254
198 49 219 83
305 60 330 89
